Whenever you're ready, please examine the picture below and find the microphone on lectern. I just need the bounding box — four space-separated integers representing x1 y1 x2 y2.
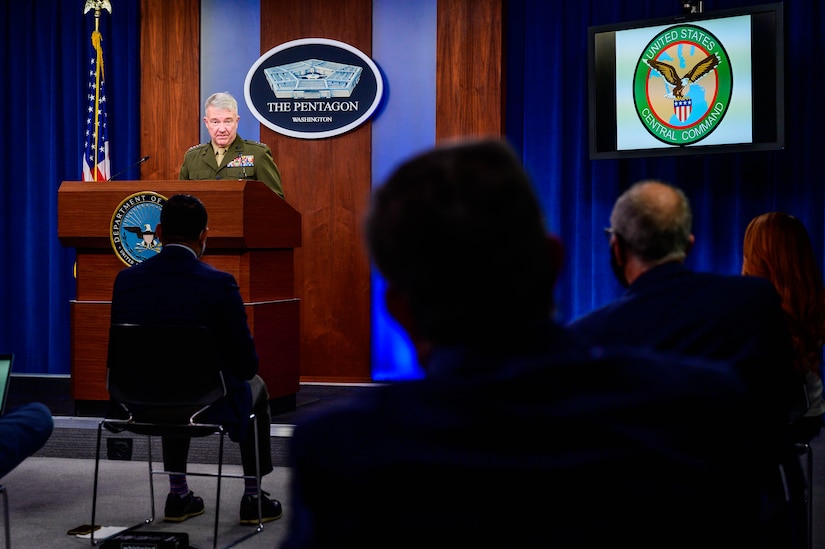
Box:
108 155 150 181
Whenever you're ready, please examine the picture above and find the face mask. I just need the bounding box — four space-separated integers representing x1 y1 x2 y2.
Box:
609 243 629 288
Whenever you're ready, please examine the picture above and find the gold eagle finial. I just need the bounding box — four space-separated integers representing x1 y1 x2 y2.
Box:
83 0 112 15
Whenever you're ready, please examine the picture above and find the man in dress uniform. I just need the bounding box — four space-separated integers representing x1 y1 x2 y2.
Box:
179 92 284 199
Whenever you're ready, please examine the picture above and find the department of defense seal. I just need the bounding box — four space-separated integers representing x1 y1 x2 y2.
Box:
110 191 167 266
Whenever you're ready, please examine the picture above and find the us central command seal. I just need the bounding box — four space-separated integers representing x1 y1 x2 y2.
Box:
633 24 732 146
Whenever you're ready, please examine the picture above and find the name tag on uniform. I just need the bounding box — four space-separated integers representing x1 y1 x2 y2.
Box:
227 155 254 168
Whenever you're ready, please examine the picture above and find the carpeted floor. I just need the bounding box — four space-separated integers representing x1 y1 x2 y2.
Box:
1 381 373 548
6 434 825 549
2 457 291 548
5 380 825 548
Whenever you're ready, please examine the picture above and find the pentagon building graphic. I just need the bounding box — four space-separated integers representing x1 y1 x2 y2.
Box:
264 59 363 99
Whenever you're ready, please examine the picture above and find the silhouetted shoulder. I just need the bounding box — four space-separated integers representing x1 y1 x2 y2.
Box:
693 270 781 304
285 341 755 548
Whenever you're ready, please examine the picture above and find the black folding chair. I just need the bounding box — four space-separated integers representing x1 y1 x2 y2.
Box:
90 323 264 548
794 441 813 549
0 484 9 548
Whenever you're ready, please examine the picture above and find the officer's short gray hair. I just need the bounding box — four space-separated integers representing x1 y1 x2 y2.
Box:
204 92 238 114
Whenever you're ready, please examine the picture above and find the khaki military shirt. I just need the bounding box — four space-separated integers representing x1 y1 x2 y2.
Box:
179 134 284 199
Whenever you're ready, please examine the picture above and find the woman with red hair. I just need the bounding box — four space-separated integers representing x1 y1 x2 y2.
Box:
743 212 825 441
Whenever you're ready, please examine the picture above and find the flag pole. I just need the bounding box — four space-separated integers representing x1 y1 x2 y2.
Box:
83 0 112 181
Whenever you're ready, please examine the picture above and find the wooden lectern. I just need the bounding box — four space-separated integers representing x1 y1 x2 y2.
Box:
57 180 301 410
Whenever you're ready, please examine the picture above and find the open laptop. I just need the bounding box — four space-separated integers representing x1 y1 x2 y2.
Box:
0 354 13 415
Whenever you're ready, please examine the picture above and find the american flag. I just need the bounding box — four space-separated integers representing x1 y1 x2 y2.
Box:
82 24 110 181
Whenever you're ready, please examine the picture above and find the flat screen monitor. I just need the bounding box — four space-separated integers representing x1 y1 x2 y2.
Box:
0 354 12 415
588 2 784 159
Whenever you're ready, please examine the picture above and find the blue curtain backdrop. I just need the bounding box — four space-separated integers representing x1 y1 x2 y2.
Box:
506 0 825 326
0 0 140 374
1 0 822 378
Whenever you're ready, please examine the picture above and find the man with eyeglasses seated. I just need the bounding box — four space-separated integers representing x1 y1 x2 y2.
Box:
569 179 807 549
179 91 284 199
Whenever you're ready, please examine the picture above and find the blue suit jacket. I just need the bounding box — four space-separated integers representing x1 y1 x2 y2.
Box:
282 323 763 548
109 244 258 440
569 262 802 422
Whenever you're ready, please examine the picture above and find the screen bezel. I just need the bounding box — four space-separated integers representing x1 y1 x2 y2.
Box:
0 354 13 415
588 2 784 160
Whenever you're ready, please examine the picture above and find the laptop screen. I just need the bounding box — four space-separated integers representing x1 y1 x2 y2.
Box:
0 354 13 415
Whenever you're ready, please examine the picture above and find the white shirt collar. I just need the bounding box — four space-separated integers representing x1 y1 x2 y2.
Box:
164 243 198 258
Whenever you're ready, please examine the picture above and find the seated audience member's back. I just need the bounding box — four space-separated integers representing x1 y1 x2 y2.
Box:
568 181 799 423
567 180 801 548
280 141 761 549
742 211 825 442
284 333 758 548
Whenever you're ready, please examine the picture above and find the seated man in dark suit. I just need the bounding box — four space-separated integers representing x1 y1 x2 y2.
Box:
569 179 805 547
280 140 765 548
109 194 281 525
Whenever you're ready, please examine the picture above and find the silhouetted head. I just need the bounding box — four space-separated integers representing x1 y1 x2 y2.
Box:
158 194 208 251
743 212 825 374
365 138 562 351
610 180 693 263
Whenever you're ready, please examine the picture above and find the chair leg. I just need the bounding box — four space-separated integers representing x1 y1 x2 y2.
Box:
1 484 10 549
91 423 156 547
90 421 104 546
95 423 262 549
246 413 264 535
213 431 224 549
806 444 813 549
793 442 814 549
220 415 264 549
253 416 263 531
146 436 156 524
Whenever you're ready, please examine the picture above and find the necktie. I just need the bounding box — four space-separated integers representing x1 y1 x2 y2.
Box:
215 148 226 166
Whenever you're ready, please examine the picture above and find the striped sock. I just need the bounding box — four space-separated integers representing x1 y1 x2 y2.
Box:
244 477 259 497
169 474 189 496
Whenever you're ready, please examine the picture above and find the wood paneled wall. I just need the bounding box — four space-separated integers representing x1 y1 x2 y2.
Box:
437 0 505 140
139 0 200 180
139 0 505 383
260 0 374 382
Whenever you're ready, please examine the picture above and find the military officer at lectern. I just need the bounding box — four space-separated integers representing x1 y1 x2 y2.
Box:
179 91 284 199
